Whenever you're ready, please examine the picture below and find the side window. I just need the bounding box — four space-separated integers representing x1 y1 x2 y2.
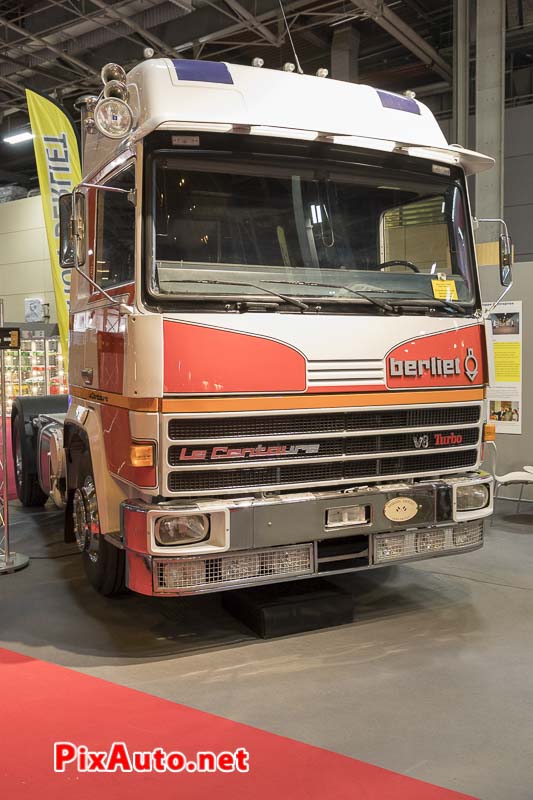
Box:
95 165 135 288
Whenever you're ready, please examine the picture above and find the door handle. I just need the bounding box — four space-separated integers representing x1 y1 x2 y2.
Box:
81 367 93 386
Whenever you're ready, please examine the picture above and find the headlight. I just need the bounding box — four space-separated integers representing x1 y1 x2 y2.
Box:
456 484 490 512
94 97 134 138
155 514 209 546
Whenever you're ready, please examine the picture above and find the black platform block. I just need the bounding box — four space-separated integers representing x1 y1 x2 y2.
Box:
222 579 354 638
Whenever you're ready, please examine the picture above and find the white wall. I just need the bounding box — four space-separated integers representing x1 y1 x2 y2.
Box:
0 195 56 323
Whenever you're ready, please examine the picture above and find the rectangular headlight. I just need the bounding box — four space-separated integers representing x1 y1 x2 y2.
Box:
155 514 210 546
326 505 369 528
456 484 490 512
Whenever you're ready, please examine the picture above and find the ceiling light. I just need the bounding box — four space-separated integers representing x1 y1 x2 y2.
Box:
3 131 33 144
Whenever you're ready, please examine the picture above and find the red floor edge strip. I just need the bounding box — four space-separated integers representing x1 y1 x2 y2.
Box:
0 647 478 799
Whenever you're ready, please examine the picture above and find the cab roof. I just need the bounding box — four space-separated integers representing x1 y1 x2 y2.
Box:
84 58 493 179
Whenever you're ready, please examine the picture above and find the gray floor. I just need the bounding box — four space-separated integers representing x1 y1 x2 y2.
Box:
2 499 533 799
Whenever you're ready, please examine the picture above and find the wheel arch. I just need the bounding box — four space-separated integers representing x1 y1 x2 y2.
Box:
64 401 127 539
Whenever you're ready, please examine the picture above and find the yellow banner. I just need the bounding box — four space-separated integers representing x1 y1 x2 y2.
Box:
26 89 81 369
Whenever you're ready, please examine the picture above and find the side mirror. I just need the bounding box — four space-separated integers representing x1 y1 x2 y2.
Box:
59 191 85 269
59 192 75 268
499 233 513 287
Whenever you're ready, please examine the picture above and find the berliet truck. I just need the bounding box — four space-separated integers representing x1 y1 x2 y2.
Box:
12 58 510 597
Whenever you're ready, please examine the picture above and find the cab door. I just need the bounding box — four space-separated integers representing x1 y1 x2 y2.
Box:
84 162 136 394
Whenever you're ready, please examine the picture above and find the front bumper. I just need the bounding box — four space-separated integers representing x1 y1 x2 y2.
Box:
120 472 493 596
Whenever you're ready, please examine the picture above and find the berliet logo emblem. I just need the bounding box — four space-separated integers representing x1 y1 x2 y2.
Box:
463 348 479 382
389 347 479 382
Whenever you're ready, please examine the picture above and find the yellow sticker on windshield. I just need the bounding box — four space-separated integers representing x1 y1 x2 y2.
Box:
431 279 458 300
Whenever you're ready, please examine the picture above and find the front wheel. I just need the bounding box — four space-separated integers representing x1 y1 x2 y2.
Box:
73 456 125 596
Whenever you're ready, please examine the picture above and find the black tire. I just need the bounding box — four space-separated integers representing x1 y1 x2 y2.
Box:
11 411 48 507
73 453 125 596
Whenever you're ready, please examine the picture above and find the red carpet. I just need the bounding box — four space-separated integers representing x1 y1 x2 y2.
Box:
0 418 17 499
1 648 477 799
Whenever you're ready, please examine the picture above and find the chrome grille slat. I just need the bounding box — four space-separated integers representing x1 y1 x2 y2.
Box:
307 358 385 386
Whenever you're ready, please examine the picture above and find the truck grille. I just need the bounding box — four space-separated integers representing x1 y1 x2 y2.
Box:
164 402 482 495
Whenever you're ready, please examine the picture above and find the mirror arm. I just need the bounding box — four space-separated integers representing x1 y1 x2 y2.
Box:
77 181 128 194
71 265 134 315
475 217 510 239
483 279 513 318
76 182 136 205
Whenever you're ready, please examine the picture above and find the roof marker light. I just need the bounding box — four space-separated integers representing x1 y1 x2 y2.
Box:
252 57 264 67
283 62 296 72
316 68 329 78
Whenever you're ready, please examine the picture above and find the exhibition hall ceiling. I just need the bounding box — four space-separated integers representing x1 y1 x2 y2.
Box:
0 0 533 185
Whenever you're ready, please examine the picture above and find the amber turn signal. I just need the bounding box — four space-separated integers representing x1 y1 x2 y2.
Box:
129 443 155 467
483 423 496 442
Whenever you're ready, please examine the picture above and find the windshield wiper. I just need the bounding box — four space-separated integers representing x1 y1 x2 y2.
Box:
262 279 398 314
365 289 470 315
159 278 309 311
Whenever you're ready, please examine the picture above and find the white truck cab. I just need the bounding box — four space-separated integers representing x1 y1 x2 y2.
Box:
12 59 507 597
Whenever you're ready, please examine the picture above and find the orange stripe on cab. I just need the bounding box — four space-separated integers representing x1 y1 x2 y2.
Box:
70 386 485 414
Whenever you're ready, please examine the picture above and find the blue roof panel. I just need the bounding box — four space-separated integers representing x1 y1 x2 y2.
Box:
172 60 233 85
377 89 420 115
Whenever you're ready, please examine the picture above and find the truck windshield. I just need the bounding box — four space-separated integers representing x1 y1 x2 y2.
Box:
150 154 476 307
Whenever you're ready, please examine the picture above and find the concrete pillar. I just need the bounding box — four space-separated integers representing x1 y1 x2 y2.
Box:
475 0 505 242
453 0 470 147
331 25 360 83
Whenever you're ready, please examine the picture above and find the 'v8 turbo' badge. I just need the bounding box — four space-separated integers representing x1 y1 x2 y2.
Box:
384 497 419 523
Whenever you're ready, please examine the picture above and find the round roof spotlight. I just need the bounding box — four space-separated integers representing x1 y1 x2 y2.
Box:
282 62 295 72
403 89 416 99
316 67 329 78
252 57 264 68
94 97 134 139
143 47 155 59
101 62 127 85
103 79 129 101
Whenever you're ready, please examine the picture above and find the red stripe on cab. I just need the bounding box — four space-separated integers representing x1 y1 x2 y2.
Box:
163 321 307 394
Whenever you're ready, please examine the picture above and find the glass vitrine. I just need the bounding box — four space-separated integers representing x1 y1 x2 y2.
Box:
2 323 68 412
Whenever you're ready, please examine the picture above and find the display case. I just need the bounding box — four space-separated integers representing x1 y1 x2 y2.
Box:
3 323 68 412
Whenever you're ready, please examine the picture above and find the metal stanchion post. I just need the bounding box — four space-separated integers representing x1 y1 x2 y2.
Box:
0 298 29 574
